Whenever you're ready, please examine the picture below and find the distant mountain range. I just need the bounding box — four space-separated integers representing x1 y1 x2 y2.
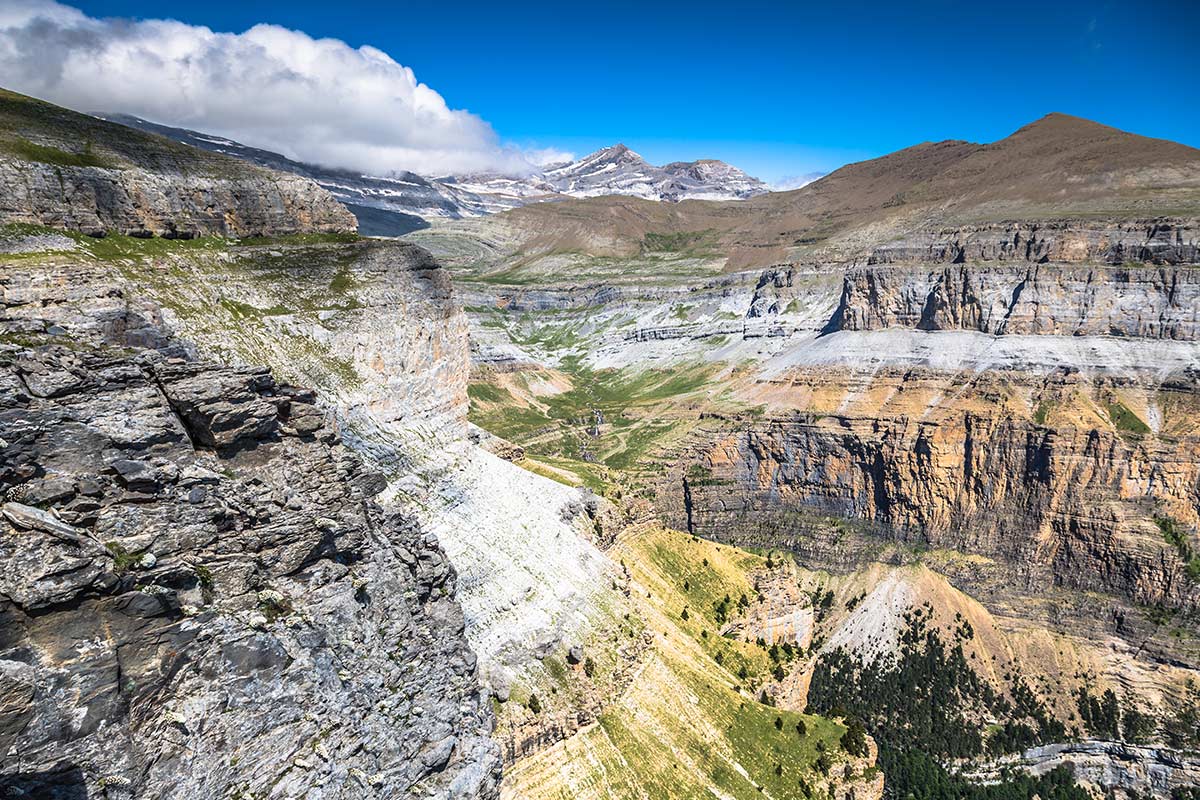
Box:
98 114 769 235
524 143 766 201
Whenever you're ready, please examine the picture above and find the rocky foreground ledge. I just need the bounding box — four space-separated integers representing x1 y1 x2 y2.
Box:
0 272 500 797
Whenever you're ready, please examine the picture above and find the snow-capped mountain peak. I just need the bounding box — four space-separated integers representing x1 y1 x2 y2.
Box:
532 144 767 201
98 115 770 233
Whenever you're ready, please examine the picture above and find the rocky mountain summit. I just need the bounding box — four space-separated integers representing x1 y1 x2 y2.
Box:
450 113 1200 270
534 143 768 201
448 145 767 207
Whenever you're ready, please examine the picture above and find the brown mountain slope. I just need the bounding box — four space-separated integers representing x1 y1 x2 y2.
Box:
472 114 1200 270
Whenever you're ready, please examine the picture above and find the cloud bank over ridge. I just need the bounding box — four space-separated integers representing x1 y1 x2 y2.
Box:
0 0 542 175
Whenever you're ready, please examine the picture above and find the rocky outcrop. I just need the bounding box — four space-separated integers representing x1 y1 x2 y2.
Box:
0 158 357 238
959 740 1200 798
830 262 1200 339
0 88 355 238
866 220 1200 267
0 275 499 797
59 239 473 442
659 400 1200 612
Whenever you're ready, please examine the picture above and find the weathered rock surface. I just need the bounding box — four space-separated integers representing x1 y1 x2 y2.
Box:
0 158 358 238
98 239 471 443
865 219 1200 267
0 88 355 238
829 262 1200 339
959 740 1200 797
658 369 1200 615
0 280 499 798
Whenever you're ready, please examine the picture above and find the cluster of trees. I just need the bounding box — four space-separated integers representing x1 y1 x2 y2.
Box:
712 591 751 625
1075 682 1193 745
810 608 1067 761
840 718 869 757
1076 686 1120 738
1156 515 1200 581
808 613 994 759
878 751 1088 800
1163 683 1200 749
985 677 1066 754
807 607 1084 799
812 587 836 623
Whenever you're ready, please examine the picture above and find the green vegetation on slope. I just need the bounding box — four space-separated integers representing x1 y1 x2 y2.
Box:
641 229 718 257
1157 515 1200 582
881 751 1087 800
807 607 1087 799
504 527 870 800
468 360 715 493
0 226 372 393
3 137 113 168
0 87 266 178
1105 399 1151 435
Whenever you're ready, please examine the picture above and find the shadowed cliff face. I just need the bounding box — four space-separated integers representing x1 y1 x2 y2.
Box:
102 238 472 443
0 160 358 238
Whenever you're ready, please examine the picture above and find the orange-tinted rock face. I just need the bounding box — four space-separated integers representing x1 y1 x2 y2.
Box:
660 372 1200 614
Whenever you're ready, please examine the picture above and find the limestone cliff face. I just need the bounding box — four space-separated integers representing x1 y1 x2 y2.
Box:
961 740 1200 797
829 263 1200 339
660 398 1200 612
0 88 356 238
864 219 1199 267
0 158 357 238
0 261 499 796
90 239 471 442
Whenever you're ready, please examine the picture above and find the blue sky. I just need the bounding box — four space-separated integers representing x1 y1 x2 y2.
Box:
56 0 1200 181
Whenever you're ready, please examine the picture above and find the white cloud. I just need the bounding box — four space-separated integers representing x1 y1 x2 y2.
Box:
0 1 538 175
770 172 826 191
522 147 576 167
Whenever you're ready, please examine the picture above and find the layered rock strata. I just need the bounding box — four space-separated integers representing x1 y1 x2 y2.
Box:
864 220 1199 267
0 158 358 237
0 88 356 237
828 263 1200 338
658 396 1200 613
91 239 470 442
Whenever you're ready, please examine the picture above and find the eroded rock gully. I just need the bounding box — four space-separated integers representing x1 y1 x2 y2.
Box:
0 275 500 797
